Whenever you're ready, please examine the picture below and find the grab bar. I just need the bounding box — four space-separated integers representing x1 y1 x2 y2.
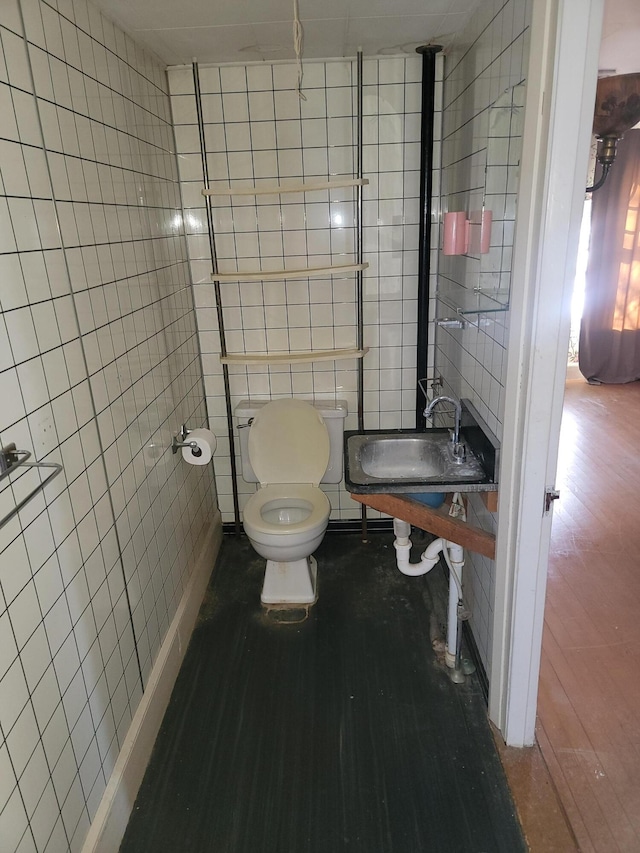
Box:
0 443 63 530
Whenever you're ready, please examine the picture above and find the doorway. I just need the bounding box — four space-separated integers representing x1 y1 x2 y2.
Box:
533 3 640 845
537 377 640 850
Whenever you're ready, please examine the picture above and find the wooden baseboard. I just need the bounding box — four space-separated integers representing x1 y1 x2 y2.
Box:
81 511 223 853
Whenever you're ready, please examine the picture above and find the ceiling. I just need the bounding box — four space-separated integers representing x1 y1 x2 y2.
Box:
91 0 482 66
91 0 640 71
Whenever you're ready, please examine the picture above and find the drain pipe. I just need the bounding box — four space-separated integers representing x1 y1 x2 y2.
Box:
393 518 445 576
442 540 464 668
393 518 466 673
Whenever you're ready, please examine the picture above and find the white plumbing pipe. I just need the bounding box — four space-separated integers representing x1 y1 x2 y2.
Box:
393 518 446 576
393 519 466 667
443 541 464 667
393 518 411 545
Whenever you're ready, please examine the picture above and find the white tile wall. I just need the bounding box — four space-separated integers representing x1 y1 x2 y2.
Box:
437 0 532 671
0 1 216 850
169 55 442 524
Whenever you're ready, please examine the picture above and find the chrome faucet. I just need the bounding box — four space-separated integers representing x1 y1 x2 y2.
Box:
423 395 466 461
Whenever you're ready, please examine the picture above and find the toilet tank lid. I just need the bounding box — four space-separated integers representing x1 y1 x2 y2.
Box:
235 398 348 419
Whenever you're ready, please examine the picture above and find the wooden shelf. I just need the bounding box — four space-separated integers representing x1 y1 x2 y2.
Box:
202 178 369 197
220 347 369 366
211 262 368 282
350 492 496 559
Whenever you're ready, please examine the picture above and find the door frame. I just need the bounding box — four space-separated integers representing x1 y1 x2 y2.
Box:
489 0 605 746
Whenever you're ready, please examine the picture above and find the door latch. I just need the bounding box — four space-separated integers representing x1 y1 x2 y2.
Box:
544 488 560 514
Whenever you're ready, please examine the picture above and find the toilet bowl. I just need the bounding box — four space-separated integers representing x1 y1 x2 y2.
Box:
241 399 335 606
242 484 330 563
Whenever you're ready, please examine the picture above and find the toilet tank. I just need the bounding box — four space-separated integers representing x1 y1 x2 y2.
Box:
235 399 348 484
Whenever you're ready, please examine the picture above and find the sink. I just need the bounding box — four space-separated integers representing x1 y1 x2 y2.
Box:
344 399 499 495
358 435 447 480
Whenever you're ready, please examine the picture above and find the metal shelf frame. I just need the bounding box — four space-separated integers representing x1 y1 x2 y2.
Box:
193 54 367 535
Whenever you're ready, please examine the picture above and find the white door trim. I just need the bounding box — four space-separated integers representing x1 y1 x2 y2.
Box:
489 0 604 746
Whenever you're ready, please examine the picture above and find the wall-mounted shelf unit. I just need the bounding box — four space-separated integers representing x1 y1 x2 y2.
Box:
203 168 367 371
436 284 509 317
202 178 369 197
193 53 367 533
211 262 368 282
220 347 369 366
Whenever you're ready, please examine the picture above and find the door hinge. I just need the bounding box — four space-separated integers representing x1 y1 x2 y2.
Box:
544 487 560 514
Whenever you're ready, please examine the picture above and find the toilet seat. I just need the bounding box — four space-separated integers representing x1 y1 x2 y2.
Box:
243 484 330 537
248 398 330 486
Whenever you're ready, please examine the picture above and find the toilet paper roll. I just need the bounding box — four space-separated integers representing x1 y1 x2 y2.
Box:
182 428 216 465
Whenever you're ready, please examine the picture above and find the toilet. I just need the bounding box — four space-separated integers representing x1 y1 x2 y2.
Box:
236 398 348 606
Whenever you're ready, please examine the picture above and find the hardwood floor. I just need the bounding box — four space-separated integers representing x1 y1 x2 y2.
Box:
536 372 640 852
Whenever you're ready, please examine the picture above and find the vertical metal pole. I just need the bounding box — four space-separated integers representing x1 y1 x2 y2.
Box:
356 50 364 423
193 61 242 535
356 50 367 542
415 45 443 426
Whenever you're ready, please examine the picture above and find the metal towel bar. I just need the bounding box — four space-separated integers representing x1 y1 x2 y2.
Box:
0 443 63 530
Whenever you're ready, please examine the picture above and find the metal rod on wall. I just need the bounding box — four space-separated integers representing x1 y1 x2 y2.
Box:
356 49 364 428
415 45 443 426
192 61 242 536
356 49 367 542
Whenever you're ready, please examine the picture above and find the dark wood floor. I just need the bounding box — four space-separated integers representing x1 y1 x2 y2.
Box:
121 532 525 853
537 373 640 852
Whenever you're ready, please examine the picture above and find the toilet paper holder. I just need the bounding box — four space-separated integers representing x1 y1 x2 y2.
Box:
171 424 202 457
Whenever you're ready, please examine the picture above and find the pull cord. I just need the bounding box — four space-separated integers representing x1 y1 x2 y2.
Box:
293 0 307 101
